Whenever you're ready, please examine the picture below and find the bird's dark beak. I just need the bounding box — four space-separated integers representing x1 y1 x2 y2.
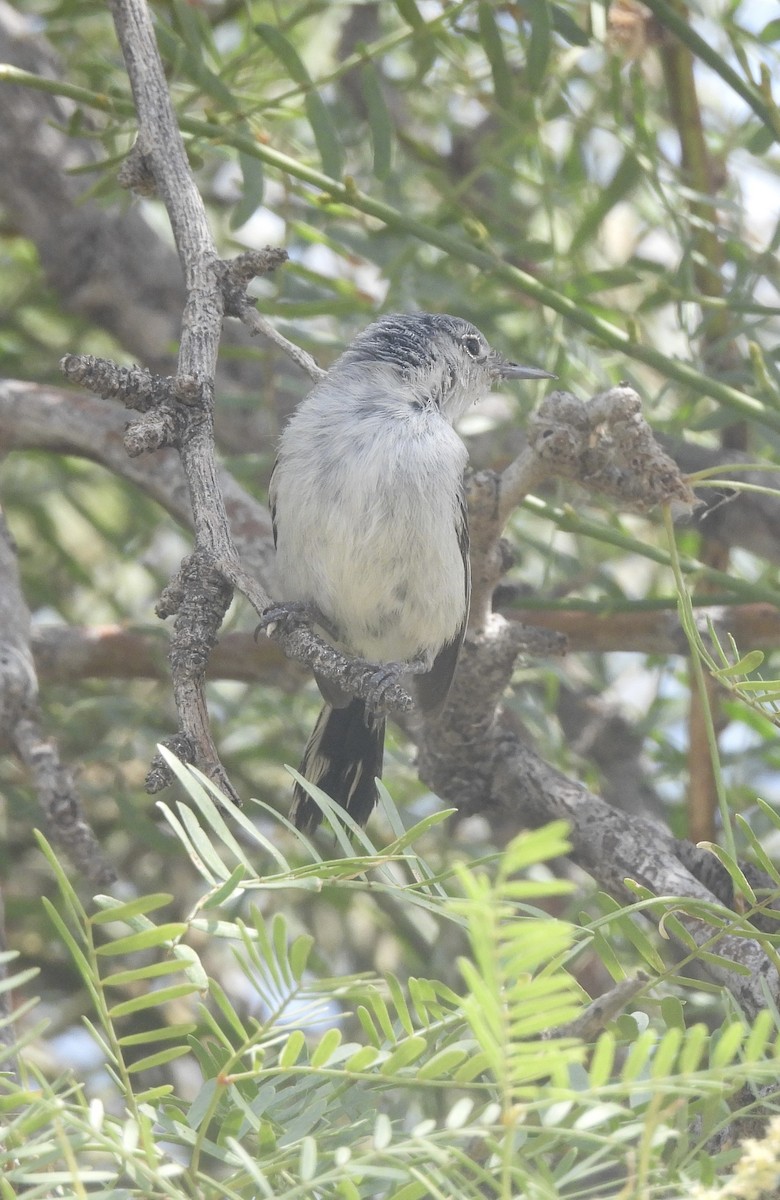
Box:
491 355 556 381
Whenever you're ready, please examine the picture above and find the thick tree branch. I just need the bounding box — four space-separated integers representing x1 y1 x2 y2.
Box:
27 603 780 687
468 385 696 626
108 0 241 797
418 621 779 1020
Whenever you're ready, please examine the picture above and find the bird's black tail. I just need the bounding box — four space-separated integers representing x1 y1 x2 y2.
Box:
290 699 385 833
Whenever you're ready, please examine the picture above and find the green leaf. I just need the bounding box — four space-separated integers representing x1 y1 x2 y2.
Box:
101 959 191 989
287 769 376 858
415 1045 469 1080
620 1029 656 1082
478 4 513 110
300 1136 318 1182
379 805 455 861
391 1185 429 1200
127 1044 192 1073
454 1050 492 1083
499 821 571 877
361 63 392 181
759 17 780 41
570 153 642 252
156 801 220 885
551 5 590 46
744 1008 774 1060
650 1026 683 1079
208 978 250 1043
660 995 686 1031
593 896 666 972
304 93 344 180
356 1005 381 1048
0 966 38 996
203 864 247 909
255 23 310 86
394 0 426 31
175 803 234 880
41 898 100 1007
365 991 397 1043
678 1024 710 1074
90 894 173 925
156 748 277 869
526 0 553 93
171 0 217 57
289 933 314 982
197 786 291 872
231 151 265 231
107 982 199 1018
310 1027 342 1068
34 832 89 938
136 1084 174 1104
588 1031 616 1088
747 122 774 155
345 1044 380 1071
696 843 757 905
119 1023 197 1046
735 815 780 886
710 1021 746 1068
387 974 414 1036
95 923 187 956
380 1034 427 1073
710 649 765 679
268 912 291 991
279 1029 306 1068
155 18 237 112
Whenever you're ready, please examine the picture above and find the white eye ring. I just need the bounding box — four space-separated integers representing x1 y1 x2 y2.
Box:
462 335 483 359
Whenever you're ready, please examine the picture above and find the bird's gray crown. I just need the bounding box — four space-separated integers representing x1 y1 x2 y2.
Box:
338 312 483 375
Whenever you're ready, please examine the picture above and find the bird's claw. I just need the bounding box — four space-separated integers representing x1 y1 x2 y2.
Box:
364 653 431 713
257 601 314 640
256 601 339 643
365 661 405 712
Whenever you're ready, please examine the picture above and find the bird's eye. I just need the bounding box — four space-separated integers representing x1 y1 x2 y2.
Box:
462 335 483 359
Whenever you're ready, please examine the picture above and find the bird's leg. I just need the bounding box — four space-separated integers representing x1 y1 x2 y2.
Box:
255 600 339 642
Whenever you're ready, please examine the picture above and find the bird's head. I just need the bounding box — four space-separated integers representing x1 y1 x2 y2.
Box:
337 312 553 421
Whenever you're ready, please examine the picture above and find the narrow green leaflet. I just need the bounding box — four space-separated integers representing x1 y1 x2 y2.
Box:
570 153 642 252
119 1023 197 1047
361 62 392 180
380 1035 428 1074
107 982 200 1019
127 1045 192 1074
90 894 174 926
478 3 513 110
255 22 310 85
310 1027 342 1068
696 842 757 905
94 923 188 956
526 0 553 93
101 959 192 989
255 22 343 179
230 150 265 231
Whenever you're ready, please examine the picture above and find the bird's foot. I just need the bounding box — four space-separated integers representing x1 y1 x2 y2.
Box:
364 651 433 713
255 600 338 642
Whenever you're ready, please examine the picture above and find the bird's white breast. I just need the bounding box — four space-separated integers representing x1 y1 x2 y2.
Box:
273 379 468 662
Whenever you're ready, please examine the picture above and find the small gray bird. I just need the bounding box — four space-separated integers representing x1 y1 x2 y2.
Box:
268 312 551 832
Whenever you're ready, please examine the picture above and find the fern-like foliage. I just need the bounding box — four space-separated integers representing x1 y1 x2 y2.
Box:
1 759 779 1198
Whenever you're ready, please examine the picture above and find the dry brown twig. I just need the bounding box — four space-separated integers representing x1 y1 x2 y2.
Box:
0 512 115 886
